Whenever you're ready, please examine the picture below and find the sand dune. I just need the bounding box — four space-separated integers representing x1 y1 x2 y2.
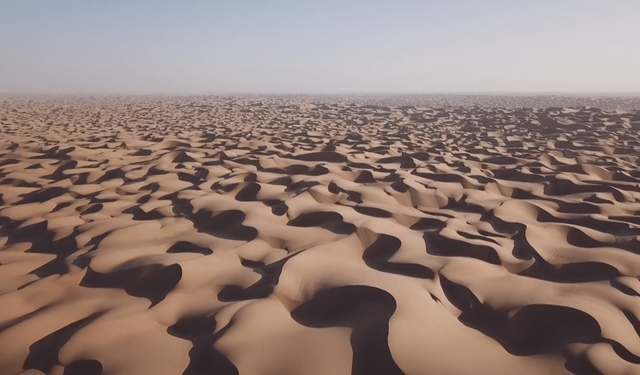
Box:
1 96 640 375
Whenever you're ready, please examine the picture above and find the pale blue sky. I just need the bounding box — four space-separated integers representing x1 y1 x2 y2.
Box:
1 0 638 94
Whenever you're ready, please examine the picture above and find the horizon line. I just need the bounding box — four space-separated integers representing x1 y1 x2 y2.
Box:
2 91 640 98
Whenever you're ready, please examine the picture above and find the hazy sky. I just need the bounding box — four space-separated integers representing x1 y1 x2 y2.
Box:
1 0 639 94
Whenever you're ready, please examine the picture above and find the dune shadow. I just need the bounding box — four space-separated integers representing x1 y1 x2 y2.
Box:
291 285 404 375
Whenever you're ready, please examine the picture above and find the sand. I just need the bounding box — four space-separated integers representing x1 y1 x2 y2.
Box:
1 96 640 375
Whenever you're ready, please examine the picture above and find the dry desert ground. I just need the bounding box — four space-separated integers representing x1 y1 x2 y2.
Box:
1 96 640 375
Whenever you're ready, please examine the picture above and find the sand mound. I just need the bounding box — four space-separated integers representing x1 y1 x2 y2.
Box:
1 96 640 375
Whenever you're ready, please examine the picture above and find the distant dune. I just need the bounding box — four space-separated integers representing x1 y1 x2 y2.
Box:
1 96 640 375
235 93 640 110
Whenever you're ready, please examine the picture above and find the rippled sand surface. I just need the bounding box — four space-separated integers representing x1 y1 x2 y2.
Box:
1 96 640 375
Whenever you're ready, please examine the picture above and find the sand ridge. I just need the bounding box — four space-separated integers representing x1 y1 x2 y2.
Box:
1 96 640 375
